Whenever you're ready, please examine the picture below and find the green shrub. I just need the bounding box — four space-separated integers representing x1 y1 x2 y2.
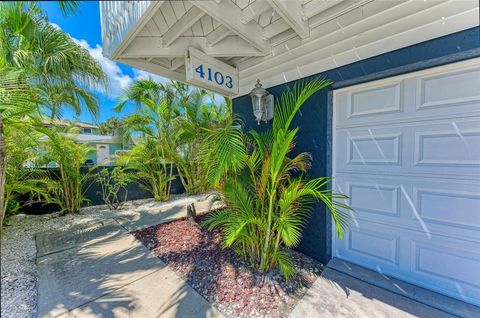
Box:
118 139 175 201
97 167 131 210
39 127 94 214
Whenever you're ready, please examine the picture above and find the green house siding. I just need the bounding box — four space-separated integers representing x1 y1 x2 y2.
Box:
86 150 97 164
108 143 123 156
85 143 131 165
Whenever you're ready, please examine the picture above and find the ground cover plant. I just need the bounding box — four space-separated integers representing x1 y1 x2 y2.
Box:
201 78 352 278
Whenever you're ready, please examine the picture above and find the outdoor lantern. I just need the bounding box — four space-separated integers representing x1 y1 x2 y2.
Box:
249 79 274 125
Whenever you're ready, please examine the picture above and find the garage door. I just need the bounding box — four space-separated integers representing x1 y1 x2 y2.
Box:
332 58 480 306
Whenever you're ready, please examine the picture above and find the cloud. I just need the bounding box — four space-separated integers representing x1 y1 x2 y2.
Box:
49 22 61 30
132 69 169 84
72 38 133 98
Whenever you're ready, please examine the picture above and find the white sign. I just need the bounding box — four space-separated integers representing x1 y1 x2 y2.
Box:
185 47 239 96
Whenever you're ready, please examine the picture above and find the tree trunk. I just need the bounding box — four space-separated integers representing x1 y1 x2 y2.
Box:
186 203 197 227
0 113 7 229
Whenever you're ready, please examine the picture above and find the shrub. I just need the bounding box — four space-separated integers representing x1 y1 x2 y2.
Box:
97 167 131 210
3 120 52 225
39 127 94 214
118 139 175 201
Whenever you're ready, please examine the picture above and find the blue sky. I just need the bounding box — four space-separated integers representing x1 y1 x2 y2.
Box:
40 1 222 124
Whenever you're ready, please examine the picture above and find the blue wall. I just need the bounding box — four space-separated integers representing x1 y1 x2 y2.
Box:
232 27 480 263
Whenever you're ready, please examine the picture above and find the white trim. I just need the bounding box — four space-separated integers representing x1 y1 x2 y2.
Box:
238 0 479 95
334 57 480 94
241 0 271 24
118 58 186 82
266 0 310 39
192 0 271 54
162 7 205 46
112 1 165 59
121 36 263 58
206 25 232 46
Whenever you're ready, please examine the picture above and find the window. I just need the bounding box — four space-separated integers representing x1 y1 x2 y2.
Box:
83 128 92 134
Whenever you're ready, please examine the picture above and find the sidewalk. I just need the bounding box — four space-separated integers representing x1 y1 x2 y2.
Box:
36 196 223 318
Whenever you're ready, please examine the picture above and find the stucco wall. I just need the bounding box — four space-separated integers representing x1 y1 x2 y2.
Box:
232 26 480 263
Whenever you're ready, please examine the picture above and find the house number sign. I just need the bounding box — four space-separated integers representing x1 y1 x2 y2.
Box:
185 47 239 96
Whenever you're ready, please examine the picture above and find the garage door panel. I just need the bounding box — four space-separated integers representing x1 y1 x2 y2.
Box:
335 64 480 129
416 67 480 111
336 173 480 242
336 129 405 172
348 182 400 217
333 58 480 305
413 187 480 233
410 237 480 304
414 127 480 168
336 117 480 178
335 220 402 270
335 177 403 224
334 219 480 305
335 79 405 126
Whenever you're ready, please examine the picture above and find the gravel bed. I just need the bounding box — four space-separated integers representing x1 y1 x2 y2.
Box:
133 215 323 318
0 194 191 318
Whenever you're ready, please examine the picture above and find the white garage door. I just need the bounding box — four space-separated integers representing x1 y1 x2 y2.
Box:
332 58 480 306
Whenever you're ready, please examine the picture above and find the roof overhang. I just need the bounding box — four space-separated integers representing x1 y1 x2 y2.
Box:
100 0 479 97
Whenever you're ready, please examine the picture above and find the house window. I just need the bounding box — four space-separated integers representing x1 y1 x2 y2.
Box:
83 128 92 134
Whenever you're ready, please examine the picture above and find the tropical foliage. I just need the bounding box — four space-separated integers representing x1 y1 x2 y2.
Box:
38 126 94 214
116 78 231 197
202 78 352 278
98 117 124 136
3 120 51 222
0 1 105 226
118 138 175 201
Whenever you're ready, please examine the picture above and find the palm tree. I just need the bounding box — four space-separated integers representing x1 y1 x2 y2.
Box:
0 1 105 226
115 79 180 200
202 78 352 277
98 117 123 136
38 82 99 120
117 78 232 194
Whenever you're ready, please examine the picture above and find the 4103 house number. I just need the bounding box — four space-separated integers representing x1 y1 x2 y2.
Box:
185 47 239 96
194 64 233 89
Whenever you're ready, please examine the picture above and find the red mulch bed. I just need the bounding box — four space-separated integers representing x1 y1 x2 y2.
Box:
132 214 323 317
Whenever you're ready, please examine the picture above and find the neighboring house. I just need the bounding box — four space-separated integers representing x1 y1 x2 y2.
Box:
41 119 134 165
100 1 480 309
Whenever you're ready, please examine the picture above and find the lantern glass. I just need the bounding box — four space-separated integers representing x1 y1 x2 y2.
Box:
249 79 273 125
251 94 263 124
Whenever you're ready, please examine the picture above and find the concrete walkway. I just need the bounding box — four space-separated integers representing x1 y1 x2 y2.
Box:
289 267 459 318
36 195 223 318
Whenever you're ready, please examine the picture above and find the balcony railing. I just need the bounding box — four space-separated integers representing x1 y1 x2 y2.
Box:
100 1 152 58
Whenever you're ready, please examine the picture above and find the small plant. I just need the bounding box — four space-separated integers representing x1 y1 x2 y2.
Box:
97 167 131 210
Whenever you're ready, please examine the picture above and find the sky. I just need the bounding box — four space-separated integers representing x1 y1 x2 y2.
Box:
39 1 223 124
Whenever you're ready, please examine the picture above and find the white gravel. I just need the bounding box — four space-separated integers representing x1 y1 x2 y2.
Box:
0 194 194 318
